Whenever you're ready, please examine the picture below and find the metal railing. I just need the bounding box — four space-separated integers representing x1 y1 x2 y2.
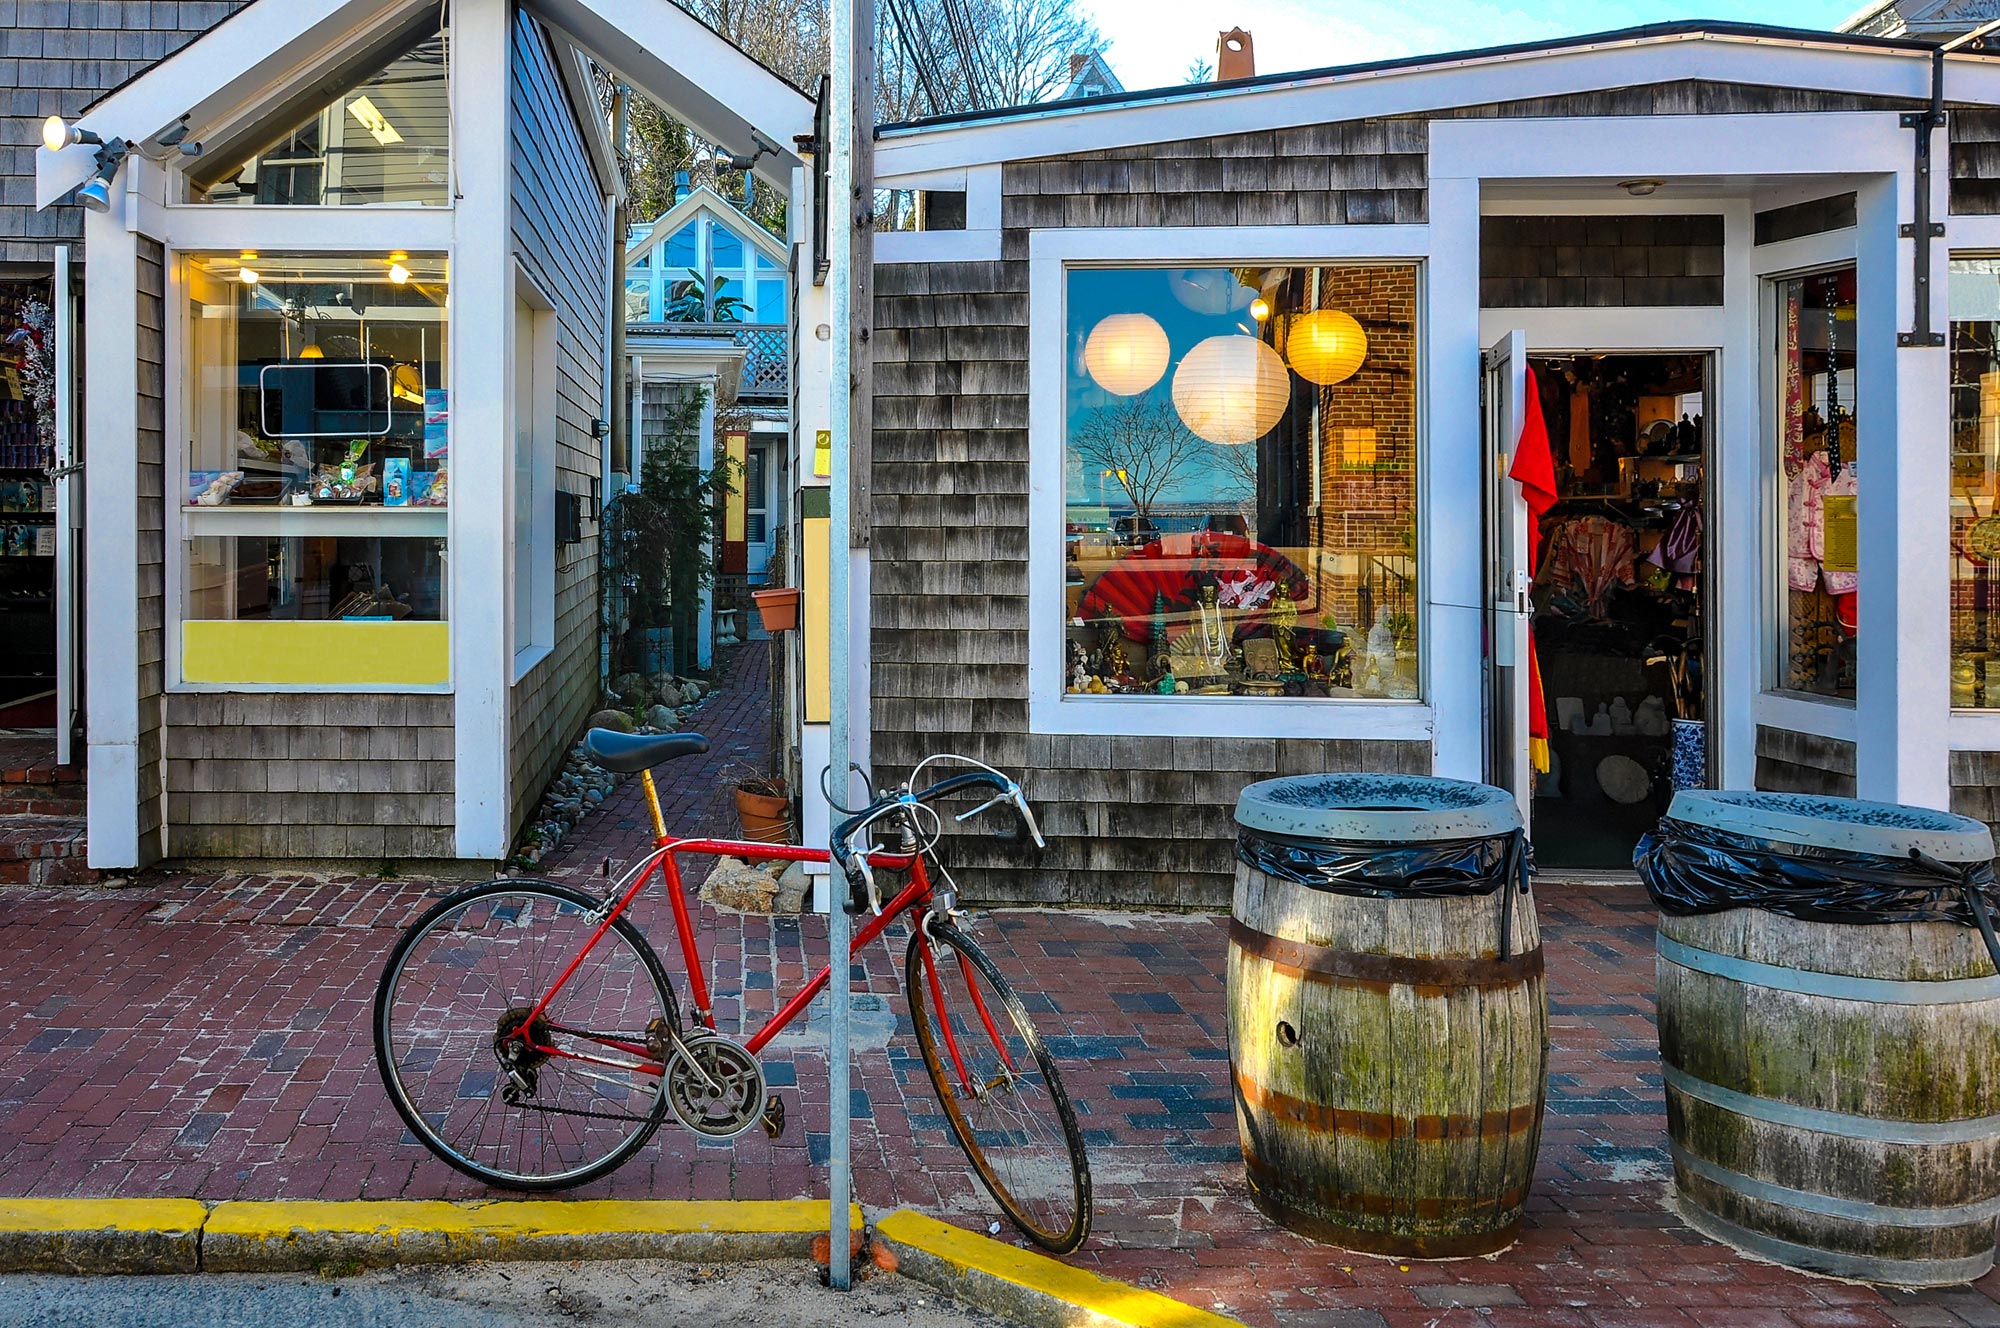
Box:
629 320 789 397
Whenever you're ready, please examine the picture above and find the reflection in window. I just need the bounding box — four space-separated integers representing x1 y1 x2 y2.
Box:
187 535 444 621
1951 258 2000 708
1775 267 1858 701
1063 265 1419 701
191 23 449 206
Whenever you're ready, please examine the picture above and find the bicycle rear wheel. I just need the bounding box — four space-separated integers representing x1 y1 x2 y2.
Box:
374 879 675 1190
905 919 1092 1253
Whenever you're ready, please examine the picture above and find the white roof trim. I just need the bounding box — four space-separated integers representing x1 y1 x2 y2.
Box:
626 184 789 269
877 31 1961 177
38 0 436 209
550 27 620 200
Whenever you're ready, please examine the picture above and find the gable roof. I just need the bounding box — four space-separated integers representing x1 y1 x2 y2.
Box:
626 185 789 270
875 19 2000 174
38 0 813 208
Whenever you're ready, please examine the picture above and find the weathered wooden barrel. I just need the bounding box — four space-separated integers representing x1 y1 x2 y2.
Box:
1228 774 1548 1257
1648 791 2000 1286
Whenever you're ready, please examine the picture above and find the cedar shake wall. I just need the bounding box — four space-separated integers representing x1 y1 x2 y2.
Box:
137 238 165 862
1951 752 2000 851
1753 725 1858 799
505 13 608 842
1953 110 2000 215
873 115 1433 908
1480 214 1724 308
163 694 454 859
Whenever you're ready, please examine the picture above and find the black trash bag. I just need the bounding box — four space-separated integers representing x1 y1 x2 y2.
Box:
1634 816 2000 928
1236 827 1529 901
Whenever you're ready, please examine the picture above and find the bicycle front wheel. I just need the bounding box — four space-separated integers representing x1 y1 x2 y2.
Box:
374 879 675 1190
905 920 1092 1253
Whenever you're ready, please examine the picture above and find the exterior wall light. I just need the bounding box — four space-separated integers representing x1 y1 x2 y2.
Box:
42 116 103 151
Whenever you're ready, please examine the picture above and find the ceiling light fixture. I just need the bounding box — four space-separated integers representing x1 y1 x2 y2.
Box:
347 96 403 145
1619 179 1664 197
238 267 259 286
388 262 411 285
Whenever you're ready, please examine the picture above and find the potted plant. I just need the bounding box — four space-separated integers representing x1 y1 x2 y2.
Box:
732 769 791 847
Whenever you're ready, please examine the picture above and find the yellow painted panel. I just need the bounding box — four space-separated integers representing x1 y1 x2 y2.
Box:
724 431 748 543
183 621 450 686
803 516 830 723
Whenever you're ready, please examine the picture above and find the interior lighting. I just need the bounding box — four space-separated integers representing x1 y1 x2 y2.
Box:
1284 309 1368 386
1171 334 1290 445
347 95 403 145
238 267 259 285
1249 297 1271 322
1082 312 1169 396
388 262 411 285
300 343 324 359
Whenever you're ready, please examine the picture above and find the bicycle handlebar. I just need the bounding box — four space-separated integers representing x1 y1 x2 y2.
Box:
829 764 1043 914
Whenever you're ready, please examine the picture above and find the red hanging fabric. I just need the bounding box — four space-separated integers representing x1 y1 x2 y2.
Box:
1507 367 1558 775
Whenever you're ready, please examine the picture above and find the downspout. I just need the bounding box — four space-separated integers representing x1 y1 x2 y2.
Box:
609 85 631 479
1903 22 2000 347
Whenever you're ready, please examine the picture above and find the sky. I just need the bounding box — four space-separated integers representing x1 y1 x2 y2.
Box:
1078 0 1866 91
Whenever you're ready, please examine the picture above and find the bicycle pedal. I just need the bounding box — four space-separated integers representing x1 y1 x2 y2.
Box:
760 1093 786 1139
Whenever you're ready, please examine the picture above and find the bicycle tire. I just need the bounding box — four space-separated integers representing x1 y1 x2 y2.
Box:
374 878 676 1191
905 920 1092 1253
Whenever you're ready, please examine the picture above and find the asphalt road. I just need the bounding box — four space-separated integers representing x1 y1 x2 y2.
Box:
0 1259 1012 1328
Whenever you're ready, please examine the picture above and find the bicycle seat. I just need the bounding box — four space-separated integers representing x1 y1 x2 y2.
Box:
584 729 710 774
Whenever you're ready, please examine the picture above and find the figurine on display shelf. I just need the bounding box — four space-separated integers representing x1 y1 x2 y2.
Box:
1271 592 1299 672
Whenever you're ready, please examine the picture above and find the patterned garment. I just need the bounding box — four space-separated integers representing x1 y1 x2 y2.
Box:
1542 515 1639 618
1786 451 1859 594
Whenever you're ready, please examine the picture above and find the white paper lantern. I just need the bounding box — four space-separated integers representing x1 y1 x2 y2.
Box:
1082 312 1170 396
1171 335 1291 445
1168 268 1257 316
1285 309 1368 385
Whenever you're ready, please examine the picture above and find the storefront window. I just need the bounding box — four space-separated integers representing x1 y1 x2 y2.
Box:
181 252 448 686
1951 258 2000 708
1774 266 1858 701
1062 264 1419 701
189 23 449 207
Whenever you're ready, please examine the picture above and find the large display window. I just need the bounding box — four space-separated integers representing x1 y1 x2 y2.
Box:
180 252 448 687
1774 266 1858 702
1061 264 1419 701
1951 257 2000 709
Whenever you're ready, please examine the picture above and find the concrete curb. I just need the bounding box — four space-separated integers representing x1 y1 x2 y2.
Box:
875 1210 1245 1328
0 1199 857 1275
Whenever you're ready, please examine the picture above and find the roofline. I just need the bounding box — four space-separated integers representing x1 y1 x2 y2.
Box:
881 19 1956 134
625 184 789 268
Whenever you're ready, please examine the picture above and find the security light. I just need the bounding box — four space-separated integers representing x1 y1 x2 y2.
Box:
76 176 113 213
75 141 128 214
41 116 102 152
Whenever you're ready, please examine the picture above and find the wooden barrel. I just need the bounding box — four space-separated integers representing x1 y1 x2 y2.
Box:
1229 775 1549 1257
1653 791 2000 1286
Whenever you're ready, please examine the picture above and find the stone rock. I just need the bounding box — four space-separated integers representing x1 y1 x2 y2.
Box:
700 857 781 913
611 671 652 708
650 681 683 708
682 680 705 701
774 862 811 914
643 704 678 731
586 708 635 734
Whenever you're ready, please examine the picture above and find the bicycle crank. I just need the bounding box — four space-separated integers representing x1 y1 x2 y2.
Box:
664 1034 766 1139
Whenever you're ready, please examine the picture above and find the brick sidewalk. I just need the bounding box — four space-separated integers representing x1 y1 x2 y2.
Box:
2 646 1998 1325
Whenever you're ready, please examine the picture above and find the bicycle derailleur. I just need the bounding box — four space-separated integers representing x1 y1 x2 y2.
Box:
493 1007 552 1104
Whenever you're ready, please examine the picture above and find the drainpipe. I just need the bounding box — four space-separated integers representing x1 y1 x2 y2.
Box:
1902 22 2000 347
609 86 632 479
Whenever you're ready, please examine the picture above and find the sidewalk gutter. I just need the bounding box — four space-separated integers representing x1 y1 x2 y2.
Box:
875 1210 1245 1328
0 1198 858 1275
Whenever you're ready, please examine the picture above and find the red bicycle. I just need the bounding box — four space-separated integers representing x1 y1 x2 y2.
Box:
373 729 1093 1253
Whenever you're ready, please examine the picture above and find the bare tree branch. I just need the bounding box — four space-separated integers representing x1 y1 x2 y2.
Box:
1070 400 1208 523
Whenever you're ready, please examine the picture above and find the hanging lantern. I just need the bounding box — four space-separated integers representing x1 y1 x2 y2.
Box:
1171 334 1290 445
1285 308 1368 385
1082 312 1170 396
1168 268 1256 316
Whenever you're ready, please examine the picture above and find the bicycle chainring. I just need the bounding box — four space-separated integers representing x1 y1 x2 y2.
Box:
664 1034 766 1139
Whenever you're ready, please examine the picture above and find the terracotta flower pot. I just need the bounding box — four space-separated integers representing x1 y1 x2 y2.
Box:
752 587 801 633
735 786 792 846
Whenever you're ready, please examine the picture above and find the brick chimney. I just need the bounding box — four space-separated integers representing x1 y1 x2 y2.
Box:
1217 27 1254 80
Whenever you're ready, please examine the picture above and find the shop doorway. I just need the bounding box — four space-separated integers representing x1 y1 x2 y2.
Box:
1523 351 1710 870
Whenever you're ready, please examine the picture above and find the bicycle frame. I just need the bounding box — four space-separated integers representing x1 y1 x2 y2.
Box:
521 767 937 1074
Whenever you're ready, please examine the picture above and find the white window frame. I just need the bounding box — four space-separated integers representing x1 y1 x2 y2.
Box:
1943 226 2000 751
162 219 457 695
1026 224 1435 741
510 260 558 678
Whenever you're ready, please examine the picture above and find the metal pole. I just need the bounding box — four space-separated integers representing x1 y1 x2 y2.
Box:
826 0 857 1291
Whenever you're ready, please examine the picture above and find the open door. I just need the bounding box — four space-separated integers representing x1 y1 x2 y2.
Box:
52 246 76 767
1483 330 1531 819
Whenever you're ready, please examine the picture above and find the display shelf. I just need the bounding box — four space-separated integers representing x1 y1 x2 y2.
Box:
181 505 449 539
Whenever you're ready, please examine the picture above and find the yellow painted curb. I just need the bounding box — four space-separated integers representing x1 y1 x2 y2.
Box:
201 1199 868 1272
0 1198 208 1234
876 1209 1244 1328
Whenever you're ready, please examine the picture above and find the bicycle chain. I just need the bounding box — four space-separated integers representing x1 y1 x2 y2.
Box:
507 1023 665 1124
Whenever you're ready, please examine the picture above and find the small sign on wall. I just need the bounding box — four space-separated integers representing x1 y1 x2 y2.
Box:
813 429 832 479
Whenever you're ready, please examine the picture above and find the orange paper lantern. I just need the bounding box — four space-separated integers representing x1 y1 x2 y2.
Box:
1285 309 1368 385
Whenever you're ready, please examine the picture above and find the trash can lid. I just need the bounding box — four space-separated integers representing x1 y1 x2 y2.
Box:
1235 773 1521 843
1664 789 1995 863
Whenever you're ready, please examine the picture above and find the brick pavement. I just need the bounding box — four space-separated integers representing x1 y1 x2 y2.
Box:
3 644 1999 1325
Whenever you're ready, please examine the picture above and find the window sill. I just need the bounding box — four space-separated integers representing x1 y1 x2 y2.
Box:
182 505 448 538
1029 691 1434 741
512 642 554 684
